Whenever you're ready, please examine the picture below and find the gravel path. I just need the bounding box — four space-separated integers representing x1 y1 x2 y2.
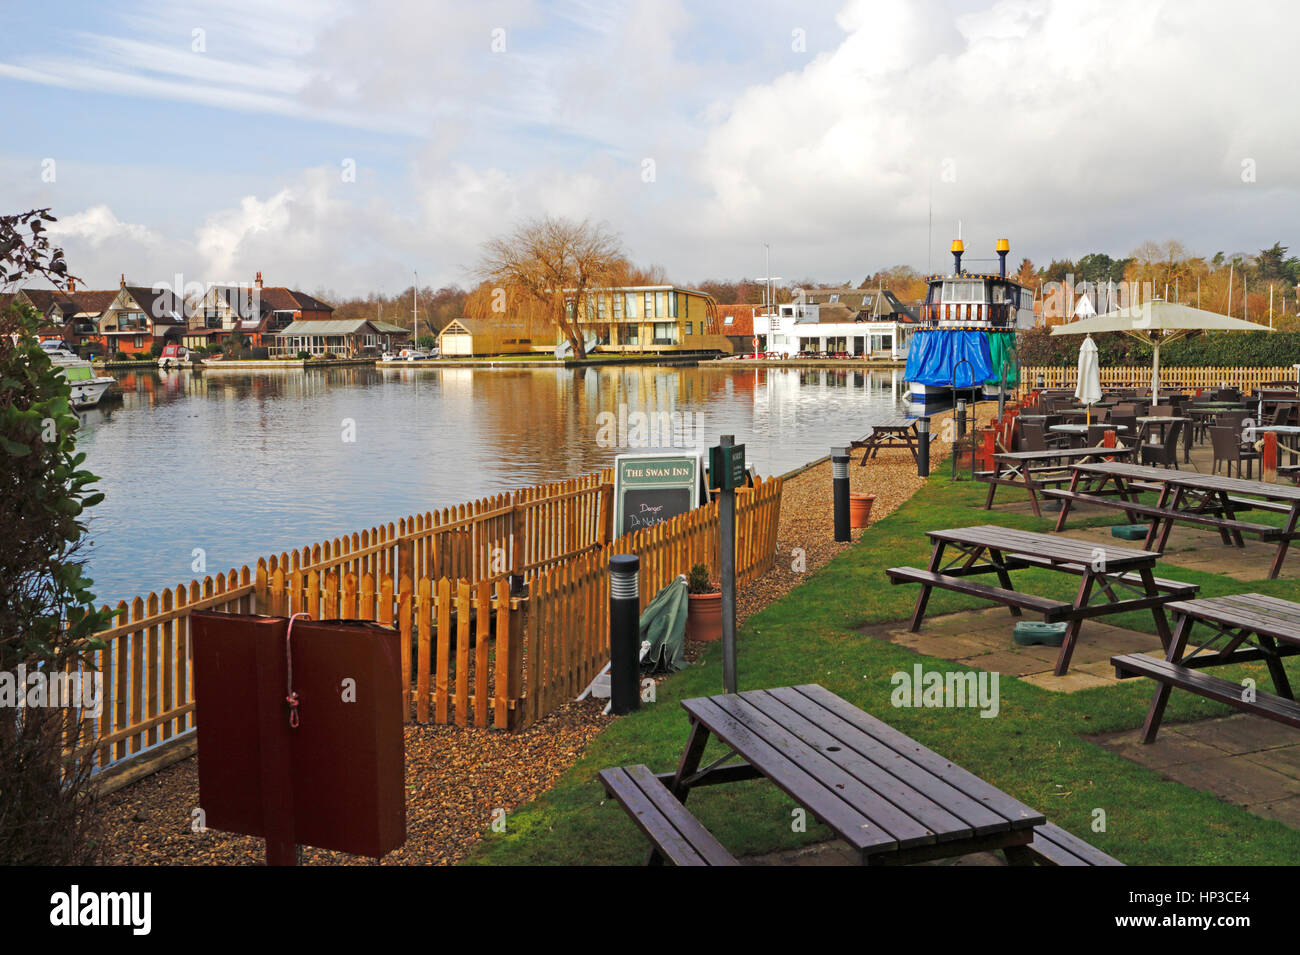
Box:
97 402 992 865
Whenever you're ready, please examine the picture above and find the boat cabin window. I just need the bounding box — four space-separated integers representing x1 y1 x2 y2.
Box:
942 280 987 303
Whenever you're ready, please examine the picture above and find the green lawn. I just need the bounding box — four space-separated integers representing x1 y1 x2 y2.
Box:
465 471 1300 865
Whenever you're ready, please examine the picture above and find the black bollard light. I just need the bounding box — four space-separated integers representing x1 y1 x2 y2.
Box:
832 447 850 542
953 400 967 480
608 554 640 716
917 416 930 477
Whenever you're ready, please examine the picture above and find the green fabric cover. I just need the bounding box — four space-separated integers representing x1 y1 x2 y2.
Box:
640 575 689 673
986 332 1019 387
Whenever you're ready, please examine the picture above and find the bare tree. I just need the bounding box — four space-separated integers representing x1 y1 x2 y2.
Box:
471 216 625 359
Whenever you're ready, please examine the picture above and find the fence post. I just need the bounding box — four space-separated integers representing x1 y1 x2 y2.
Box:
254 559 269 614
1263 431 1279 483
510 495 525 596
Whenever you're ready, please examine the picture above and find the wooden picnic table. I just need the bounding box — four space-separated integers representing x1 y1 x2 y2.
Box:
887 525 1196 675
661 684 1046 864
1047 461 1300 578
1113 594 1300 743
979 445 1137 517
851 421 931 465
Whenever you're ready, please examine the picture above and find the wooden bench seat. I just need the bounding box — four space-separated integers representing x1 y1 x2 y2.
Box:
1023 822 1124 866
1111 653 1300 729
598 764 738 866
886 567 1073 621
1041 488 1283 539
1225 495 1294 515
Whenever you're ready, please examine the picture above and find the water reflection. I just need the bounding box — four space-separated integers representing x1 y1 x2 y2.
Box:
76 363 908 603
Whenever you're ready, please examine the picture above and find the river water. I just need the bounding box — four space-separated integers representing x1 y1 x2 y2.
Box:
75 363 910 604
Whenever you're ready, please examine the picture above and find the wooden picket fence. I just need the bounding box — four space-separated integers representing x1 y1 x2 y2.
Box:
1023 365 1297 393
521 476 784 725
73 466 784 771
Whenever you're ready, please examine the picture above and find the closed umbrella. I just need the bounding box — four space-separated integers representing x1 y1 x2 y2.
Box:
1075 334 1102 424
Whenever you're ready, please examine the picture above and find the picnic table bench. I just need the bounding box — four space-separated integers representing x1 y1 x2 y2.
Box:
852 421 933 465
1046 461 1300 579
1112 593 1300 743
979 445 1138 517
599 684 1120 865
886 525 1197 675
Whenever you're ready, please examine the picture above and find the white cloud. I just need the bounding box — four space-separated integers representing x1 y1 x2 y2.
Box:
12 0 1300 297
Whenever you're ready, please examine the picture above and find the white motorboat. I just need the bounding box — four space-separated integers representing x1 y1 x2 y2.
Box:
41 342 115 409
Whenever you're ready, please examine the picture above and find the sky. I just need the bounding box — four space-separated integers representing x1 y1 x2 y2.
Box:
2 0 1297 298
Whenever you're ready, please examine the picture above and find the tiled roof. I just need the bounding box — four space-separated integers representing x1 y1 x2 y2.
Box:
258 287 334 312
66 290 117 315
716 304 756 336
123 286 189 325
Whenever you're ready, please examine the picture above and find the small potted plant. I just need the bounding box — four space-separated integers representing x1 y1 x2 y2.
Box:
685 563 722 643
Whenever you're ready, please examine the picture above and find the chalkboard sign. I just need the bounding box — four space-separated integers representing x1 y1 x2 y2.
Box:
613 453 703 537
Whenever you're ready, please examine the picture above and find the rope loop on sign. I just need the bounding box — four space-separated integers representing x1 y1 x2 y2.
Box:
285 612 311 729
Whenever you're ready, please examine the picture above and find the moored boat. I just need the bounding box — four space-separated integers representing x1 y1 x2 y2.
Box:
40 341 116 409
905 238 1031 411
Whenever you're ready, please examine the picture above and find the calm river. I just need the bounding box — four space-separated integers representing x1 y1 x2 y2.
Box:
76 363 910 604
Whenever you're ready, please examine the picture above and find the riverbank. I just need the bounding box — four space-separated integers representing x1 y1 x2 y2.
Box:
463 448 1300 867
713 357 906 369
382 353 711 368
91 403 973 865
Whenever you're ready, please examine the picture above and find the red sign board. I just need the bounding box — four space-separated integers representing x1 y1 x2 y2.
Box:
191 612 405 862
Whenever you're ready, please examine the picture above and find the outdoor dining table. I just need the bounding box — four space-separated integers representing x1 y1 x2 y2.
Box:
1049 461 1300 578
888 524 1194 675
1260 424 1300 467
663 684 1046 865
1049 423 1129 435
980 445 1137 517
1048 423 1129 449
1112 593 1300 743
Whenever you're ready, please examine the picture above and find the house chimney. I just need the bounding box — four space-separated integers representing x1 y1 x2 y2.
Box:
951 239 964 275
996 238 1010 278
67 277 76 293
255 271 263 289
120 273 126 288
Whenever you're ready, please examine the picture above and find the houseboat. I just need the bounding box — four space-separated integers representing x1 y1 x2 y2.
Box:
904 238 1033 409
41 341 116 409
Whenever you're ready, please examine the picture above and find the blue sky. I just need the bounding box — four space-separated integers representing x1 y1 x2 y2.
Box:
2 0 1297 297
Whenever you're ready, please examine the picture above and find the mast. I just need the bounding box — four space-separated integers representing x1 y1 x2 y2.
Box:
413 271 418 347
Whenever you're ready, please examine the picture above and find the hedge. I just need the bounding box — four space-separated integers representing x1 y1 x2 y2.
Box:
1017 329 1300 368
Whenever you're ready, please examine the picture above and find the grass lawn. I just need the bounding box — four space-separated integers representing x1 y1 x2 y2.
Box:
465 471 1300 865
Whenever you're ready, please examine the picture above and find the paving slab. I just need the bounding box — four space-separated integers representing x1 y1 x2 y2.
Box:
1021 669 1114 693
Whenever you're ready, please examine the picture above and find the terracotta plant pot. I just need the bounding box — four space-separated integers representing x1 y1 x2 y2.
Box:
849 492 876 529
686 591 723 643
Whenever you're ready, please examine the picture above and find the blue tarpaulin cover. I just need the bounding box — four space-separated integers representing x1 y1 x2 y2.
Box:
904 330 994 387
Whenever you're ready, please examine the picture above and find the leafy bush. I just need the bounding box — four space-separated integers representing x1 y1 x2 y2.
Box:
249 346 269 360
1018 327 1300 368
149 341 164 359
1 208 108 864
296 350 310 360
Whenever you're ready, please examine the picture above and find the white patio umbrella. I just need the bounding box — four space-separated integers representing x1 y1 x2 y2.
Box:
1075 335 1102 423
1051 299 1267 395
